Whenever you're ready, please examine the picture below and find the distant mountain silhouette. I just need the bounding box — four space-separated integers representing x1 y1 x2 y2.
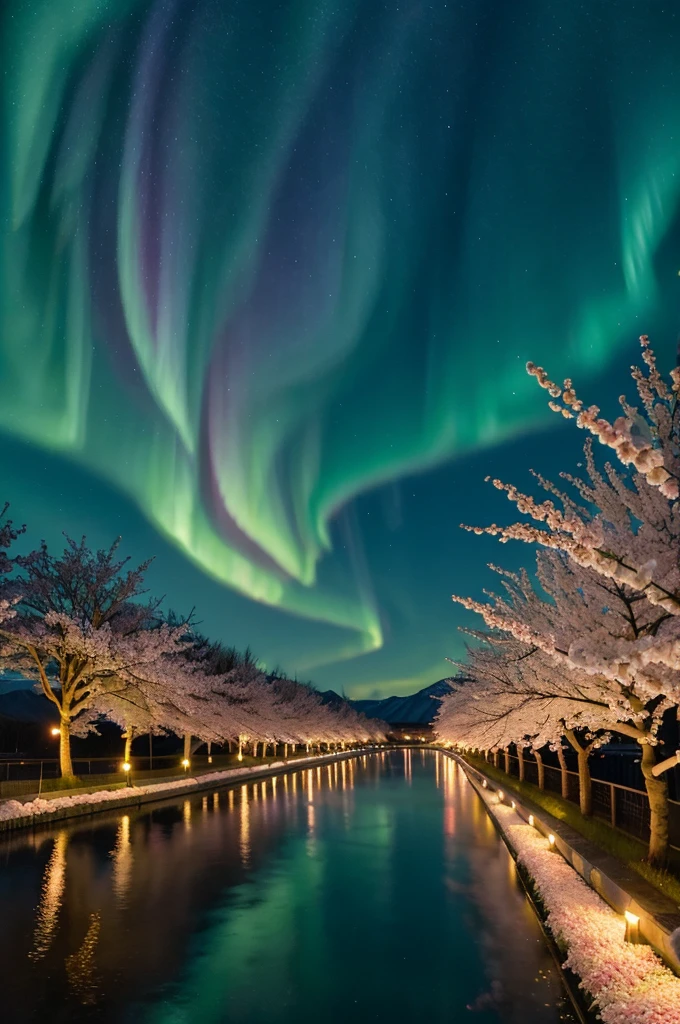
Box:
0 680 455 729
350 679 453 725
0 689 58 724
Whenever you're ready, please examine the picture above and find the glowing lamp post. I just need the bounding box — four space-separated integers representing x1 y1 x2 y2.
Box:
624 910 641 944
182 758 190 774
497 790 504 803
51 727 60 737
528 814 534 827
122 761 132 787
548 833 556 850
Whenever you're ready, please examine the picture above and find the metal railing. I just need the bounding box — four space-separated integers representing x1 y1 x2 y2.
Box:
487 751 680 851
0 747 358 800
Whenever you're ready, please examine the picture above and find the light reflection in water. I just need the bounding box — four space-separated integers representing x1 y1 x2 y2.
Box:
65 912 101 1005
240 785 250 867
402 747 412 785
306 769 316 854
183 800 192 831
112 815 133 907
28 830 68 961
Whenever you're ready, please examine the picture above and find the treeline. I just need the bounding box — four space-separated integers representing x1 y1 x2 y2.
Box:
0 527 387 777
435 336 680 866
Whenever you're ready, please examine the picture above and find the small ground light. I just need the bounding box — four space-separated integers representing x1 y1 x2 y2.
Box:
548 833 556 849
482 780 487 788
624 910 641 944
208 756 213 764
122 762 132 786
511 801 516 810
528 814 534 826
182 758 190 772
51 727 60 736
497 790 504 802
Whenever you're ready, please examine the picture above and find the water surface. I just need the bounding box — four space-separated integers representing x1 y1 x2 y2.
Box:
0 750 576 1023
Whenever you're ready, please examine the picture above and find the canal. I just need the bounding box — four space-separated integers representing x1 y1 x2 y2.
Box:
0 750 577 1023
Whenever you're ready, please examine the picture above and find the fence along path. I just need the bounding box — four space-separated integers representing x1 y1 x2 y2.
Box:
487 751 680 853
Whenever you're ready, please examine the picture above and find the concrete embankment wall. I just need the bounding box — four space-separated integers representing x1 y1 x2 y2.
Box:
0 748 375 836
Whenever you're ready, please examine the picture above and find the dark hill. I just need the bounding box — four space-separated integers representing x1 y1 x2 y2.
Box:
350 679 453 725
0 689 58 724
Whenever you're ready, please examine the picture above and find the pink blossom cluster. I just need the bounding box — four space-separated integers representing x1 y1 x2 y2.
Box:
528 336 680 500
485 793 680 1023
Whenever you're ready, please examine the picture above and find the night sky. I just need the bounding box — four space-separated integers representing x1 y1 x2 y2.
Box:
1 1 680 697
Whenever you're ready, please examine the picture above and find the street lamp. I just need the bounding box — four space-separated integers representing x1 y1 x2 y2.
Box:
182 758 190 773
122 762 132 787
51 727 60 737
624 910 641 944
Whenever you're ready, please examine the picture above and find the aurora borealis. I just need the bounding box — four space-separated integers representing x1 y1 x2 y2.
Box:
2 1 680 697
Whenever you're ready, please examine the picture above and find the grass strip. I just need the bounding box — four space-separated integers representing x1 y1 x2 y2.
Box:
464 754 680 907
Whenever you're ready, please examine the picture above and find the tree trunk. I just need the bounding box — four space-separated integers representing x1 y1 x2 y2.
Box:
640 742 669 866
123 728 134 763
493 749 499 769
253 742 259 758
227 740 233 753
517 746 525 782
557 745 569 799
503 748 510 774
59 718 74 778
183 733 192 760
564 729 592 816
576 748 592 817
284 743 288 759
534 750 545 790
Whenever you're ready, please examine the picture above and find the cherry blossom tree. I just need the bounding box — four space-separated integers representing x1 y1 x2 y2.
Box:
465 337 680 676
0 537 195 778
452 337 680 863
435 631 610 814
0 502 23 578
452 551 677 863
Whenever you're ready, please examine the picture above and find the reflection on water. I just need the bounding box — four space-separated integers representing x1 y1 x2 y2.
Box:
28 829 68 961
112 816 132 907
0 752 577 1024
65 912 101 1005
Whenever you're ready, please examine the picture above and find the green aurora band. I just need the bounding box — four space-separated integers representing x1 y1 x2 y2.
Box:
2 1 680 692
